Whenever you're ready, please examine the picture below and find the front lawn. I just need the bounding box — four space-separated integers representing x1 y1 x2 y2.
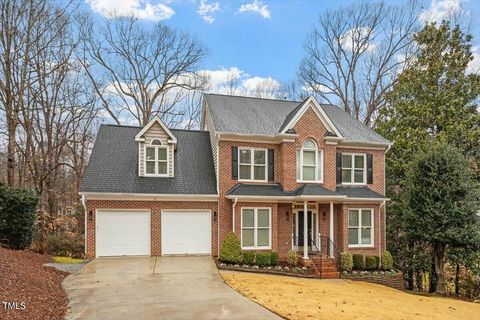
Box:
221 271 480 320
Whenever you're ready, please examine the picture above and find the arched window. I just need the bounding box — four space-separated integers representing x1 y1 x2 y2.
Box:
296 139 323 182
145 139 168 176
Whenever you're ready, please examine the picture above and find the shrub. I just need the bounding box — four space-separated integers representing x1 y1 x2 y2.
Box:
219 232 243 264
271 252 279 266
243 251 255 265
340 252 353 272
47 231 84 258
353 254 364 270
0 184 38 249
381 251 394 270
287 250 298 266
366 256 379 270
255 252 271 267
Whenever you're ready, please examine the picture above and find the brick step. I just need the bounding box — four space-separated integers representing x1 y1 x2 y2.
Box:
321 267 338 272
321 273 340 279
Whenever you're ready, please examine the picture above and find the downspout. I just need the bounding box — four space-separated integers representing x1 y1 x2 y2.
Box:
232 197 238 233
81 195 87 255
379 200 386 268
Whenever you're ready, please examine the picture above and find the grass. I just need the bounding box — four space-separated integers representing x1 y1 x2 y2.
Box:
221 271 480 320
52 256 84 264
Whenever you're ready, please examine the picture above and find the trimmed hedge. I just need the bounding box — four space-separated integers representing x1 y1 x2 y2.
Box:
353 254 364 270
243 251 255 265
287 250 298 266
271 252 279 266
219 232 243 264
255 252 271 267
381 251 394 270
340 252 353 272
0 184 38 249
366 256 379 270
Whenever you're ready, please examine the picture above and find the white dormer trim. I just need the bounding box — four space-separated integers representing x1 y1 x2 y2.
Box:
280 96 344 139
135 116 177 144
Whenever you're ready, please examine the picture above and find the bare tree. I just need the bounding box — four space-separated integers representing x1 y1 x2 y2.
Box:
299 0 420 125
80 16 207 126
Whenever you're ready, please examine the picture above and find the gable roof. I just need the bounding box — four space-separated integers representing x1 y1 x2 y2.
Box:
135 116 177 143
80 124 217 195
204 93 391 145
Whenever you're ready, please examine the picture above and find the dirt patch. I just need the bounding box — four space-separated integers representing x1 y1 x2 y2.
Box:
221 271 480 320
0 247 68 320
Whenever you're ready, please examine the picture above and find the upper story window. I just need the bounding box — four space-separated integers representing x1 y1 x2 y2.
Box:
239 148 267 181
342 153 366 184
296 139 323 182
145 139 168 176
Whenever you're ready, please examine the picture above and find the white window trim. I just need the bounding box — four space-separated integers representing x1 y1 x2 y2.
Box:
238 147 268 182
144 144 169 177
297 140 323 183
348 208 374 248
341 153 367 185
241 207 272 250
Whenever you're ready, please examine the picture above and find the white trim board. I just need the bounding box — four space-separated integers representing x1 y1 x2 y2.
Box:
135 116 177 143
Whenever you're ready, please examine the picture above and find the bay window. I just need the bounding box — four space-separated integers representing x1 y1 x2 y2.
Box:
241 208 271 249
348 209 373 247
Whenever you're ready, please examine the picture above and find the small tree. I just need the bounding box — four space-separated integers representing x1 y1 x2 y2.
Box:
219 232 243 264
404 144 480 293
0 184 38 249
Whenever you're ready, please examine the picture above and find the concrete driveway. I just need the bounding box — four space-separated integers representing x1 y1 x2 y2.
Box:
63 256 281 320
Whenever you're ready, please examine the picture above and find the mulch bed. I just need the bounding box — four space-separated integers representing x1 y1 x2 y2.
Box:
215 260 318 278
0 247 69 320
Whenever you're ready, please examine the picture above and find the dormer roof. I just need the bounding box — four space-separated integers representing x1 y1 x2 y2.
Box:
135 116 177 144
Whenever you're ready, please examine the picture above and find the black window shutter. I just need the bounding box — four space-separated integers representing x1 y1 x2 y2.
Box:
336 153 342 184
232 146 238 179
367 153 373 184
268 149 274 181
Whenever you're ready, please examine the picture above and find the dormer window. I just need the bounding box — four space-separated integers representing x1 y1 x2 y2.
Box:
145 139 168 176
296 139 323 183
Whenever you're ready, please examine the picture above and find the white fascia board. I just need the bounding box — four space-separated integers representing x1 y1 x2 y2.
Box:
135 116 177 143
343 197 390 202
225 195 347 201
80 192 218 202
216 132 298 144
338 141 393 150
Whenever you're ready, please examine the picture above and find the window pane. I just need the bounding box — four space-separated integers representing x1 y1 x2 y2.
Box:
151 139 162 146
342 154 352 168
254 150 266 164
146 161 155 174
354 170 364 183
303 150 315 166
361 228 371 244
348 228 358 245
146 148 155 160
242 209 254 228
317 151 322 180
158 162 167 174
254 166 265 180
158 148 167 160
349 210 359 227
239 165 251 179
361 210 372 226
303 167 315 180
342 169 352 183
239 149 251 164
242 229 254 247
296 150 300 180
354 155 364 169
303 139 316 149
257 229 269 246
257 210 270 228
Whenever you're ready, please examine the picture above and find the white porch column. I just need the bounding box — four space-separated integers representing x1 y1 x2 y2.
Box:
329 201 334 258
303 201 309 260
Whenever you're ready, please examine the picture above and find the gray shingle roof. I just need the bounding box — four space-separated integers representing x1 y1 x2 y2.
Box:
205 93 391 144
80 124 217 194
336 186 385 199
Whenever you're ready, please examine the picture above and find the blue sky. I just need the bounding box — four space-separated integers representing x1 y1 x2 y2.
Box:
83 0 480 92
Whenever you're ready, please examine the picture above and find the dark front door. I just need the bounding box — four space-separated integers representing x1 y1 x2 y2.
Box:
297 211 312 246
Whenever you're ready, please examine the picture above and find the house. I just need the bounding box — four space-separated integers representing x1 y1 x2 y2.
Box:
79 94 391 276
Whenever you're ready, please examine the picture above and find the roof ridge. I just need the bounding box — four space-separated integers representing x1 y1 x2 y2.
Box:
103 123 206 133
204 92 302 103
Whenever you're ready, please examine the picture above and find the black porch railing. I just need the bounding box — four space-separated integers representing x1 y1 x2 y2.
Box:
293 233 341 268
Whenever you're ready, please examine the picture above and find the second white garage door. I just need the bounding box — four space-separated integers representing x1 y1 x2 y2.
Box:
161 210 211 255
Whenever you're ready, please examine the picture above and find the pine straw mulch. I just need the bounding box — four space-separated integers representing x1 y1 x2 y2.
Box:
0 246 69 320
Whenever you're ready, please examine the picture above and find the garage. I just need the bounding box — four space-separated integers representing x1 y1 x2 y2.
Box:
161 210 211 255
96 210 151 257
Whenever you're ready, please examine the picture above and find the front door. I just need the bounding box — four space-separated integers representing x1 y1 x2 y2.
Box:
297 211 312 246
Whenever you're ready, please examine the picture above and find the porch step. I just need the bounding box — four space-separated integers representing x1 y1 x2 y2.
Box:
311 256 340 279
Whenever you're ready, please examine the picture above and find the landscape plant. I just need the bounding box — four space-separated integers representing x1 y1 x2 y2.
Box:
381 251 394 270
340 252 353 272
366 256 379 271
255 252 271 267
219 232 243 264
353 254 364 270
287 250 298 267
243 251 255 265
271 252 279 266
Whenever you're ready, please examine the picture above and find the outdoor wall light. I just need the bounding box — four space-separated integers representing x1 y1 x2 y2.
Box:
88 210 93 221
213 211 217 221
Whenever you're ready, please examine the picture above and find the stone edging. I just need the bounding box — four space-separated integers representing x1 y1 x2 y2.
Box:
217 264 319 278
341 272 404 290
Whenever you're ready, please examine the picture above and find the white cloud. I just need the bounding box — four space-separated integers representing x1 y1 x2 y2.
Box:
419 0 464 23
197 1 220 24
339 27 377 53
238 0 271 19
86 0 175 21
467 46 480 74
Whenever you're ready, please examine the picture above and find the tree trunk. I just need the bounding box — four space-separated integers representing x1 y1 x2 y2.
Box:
433 243 446 293
7 124 16 186
454 263 460 296
407 269 414 290
429 258 437 293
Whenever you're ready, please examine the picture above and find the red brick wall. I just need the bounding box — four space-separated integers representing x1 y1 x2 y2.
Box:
85 200 218 258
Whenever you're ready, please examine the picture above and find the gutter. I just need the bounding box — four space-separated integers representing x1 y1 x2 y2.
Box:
379 200 387 268
81 194 87 255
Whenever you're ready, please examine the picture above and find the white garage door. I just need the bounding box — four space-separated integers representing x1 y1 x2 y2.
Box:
161 210 211 255
96 210 151 257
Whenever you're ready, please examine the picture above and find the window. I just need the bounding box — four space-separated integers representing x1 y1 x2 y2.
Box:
238 148 267 181
145 140 168 176
342 153 366 184
348 209 373 247
296 139 323 182
241 208 271 249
